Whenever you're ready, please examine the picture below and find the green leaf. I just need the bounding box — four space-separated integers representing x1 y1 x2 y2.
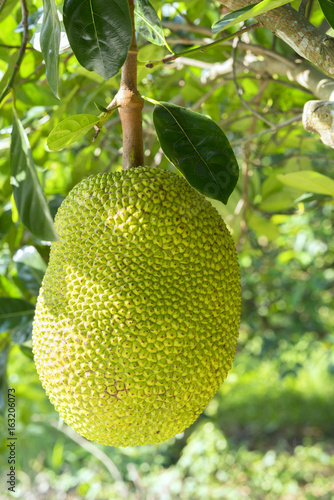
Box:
318 0 334 30
0 51 19 102
10 108 58 241
12 322 33 345
31 12 70 54
0 207 12 239
19 345 34 359
0 298 35 334
63 0 133 80
40 0 61 99
277 171 334 197
0 0 19 22
135 0 167 47
153 102 239 204
94 101 109 113
47 114 100 150
13 245 46 296
212 0 291 34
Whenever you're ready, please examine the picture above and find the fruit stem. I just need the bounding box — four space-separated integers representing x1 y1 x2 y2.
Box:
114 0 144 170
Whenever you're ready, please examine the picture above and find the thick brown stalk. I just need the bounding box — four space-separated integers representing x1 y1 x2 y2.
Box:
220 0 334 78
116 0 144 170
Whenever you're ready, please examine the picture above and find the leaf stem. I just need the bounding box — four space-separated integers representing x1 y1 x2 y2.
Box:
145 23 259 68
0 0 30 106
115 0 144 170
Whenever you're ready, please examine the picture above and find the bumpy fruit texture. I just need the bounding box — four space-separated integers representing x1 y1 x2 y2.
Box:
32 166 241 447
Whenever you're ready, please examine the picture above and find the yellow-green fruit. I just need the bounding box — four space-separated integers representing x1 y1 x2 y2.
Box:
32 166 241 447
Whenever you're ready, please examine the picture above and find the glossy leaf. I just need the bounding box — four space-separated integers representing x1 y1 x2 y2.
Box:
31 13 70 54
277 171 334 197
0 298 35 334
40 0 61 98
63 0 132 80
318 0 334 29
47 114 100 150
13 245 47 296
212 0 291 34
153 102 239 204
10 108 58 241
135 0 166 47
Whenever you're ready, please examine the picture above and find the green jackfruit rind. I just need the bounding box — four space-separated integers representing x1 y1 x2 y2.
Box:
32 166 241 447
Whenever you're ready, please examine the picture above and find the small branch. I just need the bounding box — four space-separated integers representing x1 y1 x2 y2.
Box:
222 40 296 69
232 37 274 127
47 420 129 498
93 125 101 142
0 43 33 50
220 0 334 78
127 463 144 497
298 0 309 16
0 0 30 105
162 21 212 37
145 23 260 68
166 37 211 46
115 0 144 170
306 0 314 20
201 41 334 101
191 80 226 111
16 61 45 86
239 80 267 250
230 114 303 145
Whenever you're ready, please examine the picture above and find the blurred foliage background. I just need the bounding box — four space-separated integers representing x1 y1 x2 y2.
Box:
1 0 334 498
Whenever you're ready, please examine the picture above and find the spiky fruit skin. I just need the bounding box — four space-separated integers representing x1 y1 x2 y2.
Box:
32 167 241 447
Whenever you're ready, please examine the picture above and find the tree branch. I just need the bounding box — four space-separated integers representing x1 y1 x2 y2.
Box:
145 24 259 68
0 43 33 50
220 0 334 78
0 0 30 105
162 20 211 37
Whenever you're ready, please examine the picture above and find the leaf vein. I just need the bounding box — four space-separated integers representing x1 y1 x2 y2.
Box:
160 104 225 198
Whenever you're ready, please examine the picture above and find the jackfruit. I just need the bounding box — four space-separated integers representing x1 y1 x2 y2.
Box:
32 166 241 447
